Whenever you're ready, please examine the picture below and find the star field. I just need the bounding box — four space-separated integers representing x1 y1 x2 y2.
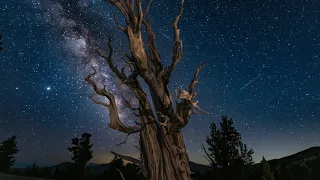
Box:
0 0 320 166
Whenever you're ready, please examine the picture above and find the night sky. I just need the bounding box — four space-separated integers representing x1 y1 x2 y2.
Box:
1 0 320 166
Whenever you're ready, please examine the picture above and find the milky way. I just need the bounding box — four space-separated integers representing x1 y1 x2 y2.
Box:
1 0 320 166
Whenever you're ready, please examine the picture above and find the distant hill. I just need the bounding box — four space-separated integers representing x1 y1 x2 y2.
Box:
249 147 320 180
270 146 320 164
50 161 210 176
9 147 320 180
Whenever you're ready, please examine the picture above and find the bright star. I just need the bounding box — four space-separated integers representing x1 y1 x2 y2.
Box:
46 86 51 91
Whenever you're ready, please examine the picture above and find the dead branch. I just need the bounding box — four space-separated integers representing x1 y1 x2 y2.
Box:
116 168 126 180
85 68 141 134
107 0 130 23
106 0 148 72
116 132 133 146
189 61 205 96
135 0 143 33
114 13 126 32
202 144 215 166
166 0 185 80
88 36 132 84
144 0 153 17
173 61 208 128
111 151 141 165
121 93 139 111
140 0 162 74
89 96 109 107
192 100 209 114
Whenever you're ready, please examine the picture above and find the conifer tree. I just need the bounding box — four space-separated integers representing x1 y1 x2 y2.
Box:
0 34 3 52
203 116 254 180
261 157 274 180
0 136 19 172
68 133 93 179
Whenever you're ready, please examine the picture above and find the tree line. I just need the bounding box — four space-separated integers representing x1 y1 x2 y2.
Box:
0 116 277 180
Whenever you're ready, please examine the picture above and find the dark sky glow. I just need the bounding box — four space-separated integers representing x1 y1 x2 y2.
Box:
0 0 320 166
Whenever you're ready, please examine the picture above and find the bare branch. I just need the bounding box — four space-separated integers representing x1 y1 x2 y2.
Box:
136 0 143 33
144 0 153 17
166 0 185 80
88 36 133 84
121 93 139 111
192 100 209 114
107 0 148 72
107 0 129 23
89 96 109 108
111 151 141 165
116 132 134 146
114 13 126 32
142 20 161 65
85 69 141 134
202 144 215 166
189 61 205 95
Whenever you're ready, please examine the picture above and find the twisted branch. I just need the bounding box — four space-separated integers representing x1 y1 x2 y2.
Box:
116 132 134 146
165 0 185 80
121 93 139 111
111 151 141 165
85 68 141 134
189 61 205 96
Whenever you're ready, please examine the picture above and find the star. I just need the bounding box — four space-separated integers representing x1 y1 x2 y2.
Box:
46 86 51 91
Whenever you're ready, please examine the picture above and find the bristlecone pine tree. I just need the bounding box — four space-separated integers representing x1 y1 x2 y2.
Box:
84 0 208 179
261 157 274 180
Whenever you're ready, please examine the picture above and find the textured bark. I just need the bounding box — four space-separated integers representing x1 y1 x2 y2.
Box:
85 1 208 179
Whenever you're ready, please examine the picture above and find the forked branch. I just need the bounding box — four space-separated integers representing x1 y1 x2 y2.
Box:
106 0 148 72
189 61 205 96
111 151 141 165
166 0 185 80
88 36 132 84
121 93 139 111
85 68 141 134
116 132 134 146
174 62 208 127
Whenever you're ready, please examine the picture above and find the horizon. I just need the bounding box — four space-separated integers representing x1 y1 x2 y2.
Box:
13 145 320 169
12 145 320 169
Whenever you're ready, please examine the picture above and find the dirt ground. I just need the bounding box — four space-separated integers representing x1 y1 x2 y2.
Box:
0 173 51 180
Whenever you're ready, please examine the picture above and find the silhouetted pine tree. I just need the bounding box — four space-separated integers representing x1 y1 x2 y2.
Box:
0 34 3 52
0 136 19 172
68 133 93 180
203 116 254 180
261 157 274 180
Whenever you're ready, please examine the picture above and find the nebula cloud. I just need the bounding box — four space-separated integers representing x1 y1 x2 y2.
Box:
34 0 139 126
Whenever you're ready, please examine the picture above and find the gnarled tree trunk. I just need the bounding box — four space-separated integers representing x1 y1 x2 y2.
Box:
85 0 208 179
